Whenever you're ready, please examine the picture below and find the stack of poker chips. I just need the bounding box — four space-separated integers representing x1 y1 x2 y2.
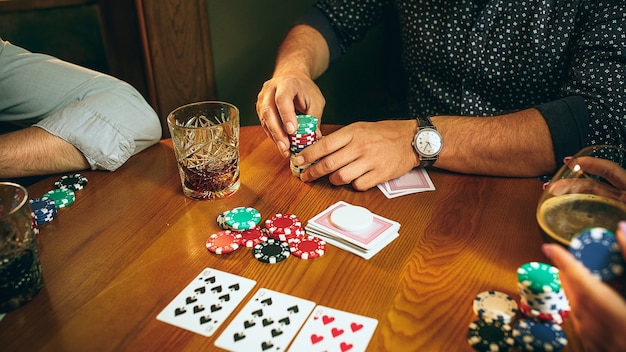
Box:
30 197 57 227
289 114 318 178
517 262 570 325
29 173 88 228
209 206 326 263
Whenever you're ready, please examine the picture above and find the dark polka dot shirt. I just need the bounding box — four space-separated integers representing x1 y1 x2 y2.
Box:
299 0 626 168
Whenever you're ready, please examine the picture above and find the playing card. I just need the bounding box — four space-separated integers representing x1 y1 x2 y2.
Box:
288 305 378 352
306 201 400 250
377 168 435 198
214 288 316 352
156 267 256 337
312 231 399 260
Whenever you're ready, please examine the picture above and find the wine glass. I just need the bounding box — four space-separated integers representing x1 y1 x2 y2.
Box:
537 145 626 246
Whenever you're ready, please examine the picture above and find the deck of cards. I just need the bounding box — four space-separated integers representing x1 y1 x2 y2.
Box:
305 201 401 260
377 168 435 198
157 268 378 351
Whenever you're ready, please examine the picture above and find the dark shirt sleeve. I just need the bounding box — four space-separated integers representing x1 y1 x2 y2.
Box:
542 2 626 165
534 96 589 165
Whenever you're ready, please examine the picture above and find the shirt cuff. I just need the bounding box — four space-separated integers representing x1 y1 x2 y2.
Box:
34 100 135 171
534 96 589 166
294 6 343 64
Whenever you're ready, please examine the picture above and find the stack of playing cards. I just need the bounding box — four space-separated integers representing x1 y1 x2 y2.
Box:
157 268 379 351
305 201 400 260
377 168 435 198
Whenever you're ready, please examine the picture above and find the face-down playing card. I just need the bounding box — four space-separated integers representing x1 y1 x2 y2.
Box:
288 305 378 352
156 267 256 337
214 288 316 352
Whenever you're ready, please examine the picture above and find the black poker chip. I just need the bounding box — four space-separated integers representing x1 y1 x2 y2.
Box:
467 318 514 352
253 239 290 264
54 173 88 191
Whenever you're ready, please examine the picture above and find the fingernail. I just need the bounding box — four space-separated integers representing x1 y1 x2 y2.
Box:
286 122 296 135
277 141 289 157
294 155 304 166
541 243 553 259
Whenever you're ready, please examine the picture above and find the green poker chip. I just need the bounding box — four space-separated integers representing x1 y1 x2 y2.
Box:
223 206 261 230
42 188 75 208
517 262 562 294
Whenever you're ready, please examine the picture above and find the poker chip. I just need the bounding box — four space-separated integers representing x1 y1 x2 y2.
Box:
54 173 88 191
467 318 514 352
237 226 269 248
206 230 241 254
216 212 229 230
265 213 303 236
222 207 261 230
569 227 625 281
513 319 567 352
42 188 75 209
288 235 326 259
329 204 373 232
518 299 569 325
253 239 290 264
517 262 561 294
29 197 57 226
472 291 518 324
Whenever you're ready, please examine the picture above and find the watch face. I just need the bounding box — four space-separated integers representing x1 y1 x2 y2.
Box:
415 129 442 157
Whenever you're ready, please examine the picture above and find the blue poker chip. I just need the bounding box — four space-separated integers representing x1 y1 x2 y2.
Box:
513 319 567 351
569 227 625 281
467 318 514 351
29 197 57 226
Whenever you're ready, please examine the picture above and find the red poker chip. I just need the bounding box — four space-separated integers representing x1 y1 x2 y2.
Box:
269 228 305 242
206 230 241 254
265 213 303 236
288 235 326 259
237 226 269 248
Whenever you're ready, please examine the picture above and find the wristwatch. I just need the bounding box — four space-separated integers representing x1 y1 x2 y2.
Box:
412 116 443 167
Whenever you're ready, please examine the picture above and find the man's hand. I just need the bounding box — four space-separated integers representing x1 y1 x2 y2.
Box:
542 222 626 351
293 120 419 191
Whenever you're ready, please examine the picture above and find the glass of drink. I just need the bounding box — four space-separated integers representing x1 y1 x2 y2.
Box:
537 145 626 246
167 101 240 200
0 182 44 313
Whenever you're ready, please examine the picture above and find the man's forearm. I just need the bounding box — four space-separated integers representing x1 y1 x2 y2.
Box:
432 108 557 177
0 127 89 178
273 25 330 80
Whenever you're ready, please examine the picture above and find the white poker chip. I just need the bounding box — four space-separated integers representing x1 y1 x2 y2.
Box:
330 204 373 232
473 290 519 324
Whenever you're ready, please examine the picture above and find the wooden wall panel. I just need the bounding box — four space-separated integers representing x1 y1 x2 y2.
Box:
135 0 217 137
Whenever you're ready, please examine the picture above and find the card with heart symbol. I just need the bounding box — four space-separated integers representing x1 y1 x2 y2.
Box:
214 288 316 352
156 267 256 337
288 305 378 352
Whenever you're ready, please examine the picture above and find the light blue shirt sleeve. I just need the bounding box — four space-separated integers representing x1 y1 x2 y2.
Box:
0 38 162 171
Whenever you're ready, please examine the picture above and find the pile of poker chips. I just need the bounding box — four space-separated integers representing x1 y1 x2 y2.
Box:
207 206 326 263
468 263 569 351
29 173 88 227
289 115 318 178
517 262 570 325
468 226 626 351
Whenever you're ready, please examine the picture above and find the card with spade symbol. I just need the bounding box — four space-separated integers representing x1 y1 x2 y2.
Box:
156 267 256 337
288 305 378 352
214 288 316 351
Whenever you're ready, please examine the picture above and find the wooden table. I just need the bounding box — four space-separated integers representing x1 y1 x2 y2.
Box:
0 125 583 351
